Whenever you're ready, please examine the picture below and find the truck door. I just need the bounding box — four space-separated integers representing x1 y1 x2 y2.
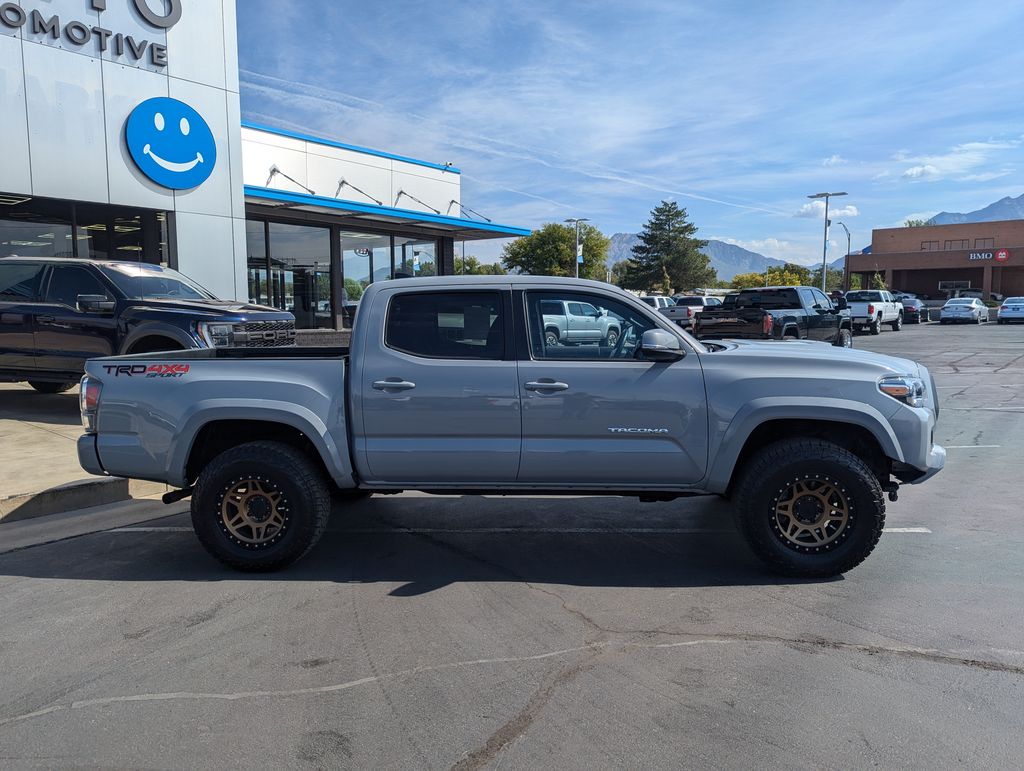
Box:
0 261 46 373
517 289 708 486
355 287 521 484
34 265 117 374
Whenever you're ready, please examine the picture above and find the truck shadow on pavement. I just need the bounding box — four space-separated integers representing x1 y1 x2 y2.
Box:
0 387 81 428
0 494 843 590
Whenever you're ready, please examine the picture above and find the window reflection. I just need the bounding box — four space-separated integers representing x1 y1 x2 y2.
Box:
245 220 268 305
341 231 390 328
395 237 437 278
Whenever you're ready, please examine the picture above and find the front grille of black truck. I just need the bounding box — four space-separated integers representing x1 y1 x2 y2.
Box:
232 320 297 348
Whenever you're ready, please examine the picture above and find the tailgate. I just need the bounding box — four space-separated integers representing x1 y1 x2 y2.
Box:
694 308 767 338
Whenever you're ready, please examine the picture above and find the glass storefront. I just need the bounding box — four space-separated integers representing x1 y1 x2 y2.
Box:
246 214 444 329
0 193 167 263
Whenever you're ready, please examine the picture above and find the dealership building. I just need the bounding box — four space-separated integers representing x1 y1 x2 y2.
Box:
0 0 528 332
846 220 1023 299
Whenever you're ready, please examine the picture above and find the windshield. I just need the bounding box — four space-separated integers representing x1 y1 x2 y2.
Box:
945 299 974 305
100 264 217 301
1005 297 1024 304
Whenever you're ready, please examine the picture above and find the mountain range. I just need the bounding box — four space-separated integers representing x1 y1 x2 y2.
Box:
926 193 1024 225
608 233 786 281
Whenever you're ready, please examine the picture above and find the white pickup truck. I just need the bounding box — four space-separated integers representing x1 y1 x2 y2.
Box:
845 290 904 335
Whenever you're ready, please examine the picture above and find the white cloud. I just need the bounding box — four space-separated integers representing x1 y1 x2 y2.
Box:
794 200 859 218
957 170 1011 182
902 164 939 179
822 154 846 167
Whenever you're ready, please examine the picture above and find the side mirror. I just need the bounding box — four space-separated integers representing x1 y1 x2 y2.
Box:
77 294 115 313
835 297 849 310
640 329 685 362
600 308 608 317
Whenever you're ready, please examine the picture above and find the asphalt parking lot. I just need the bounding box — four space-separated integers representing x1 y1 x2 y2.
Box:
1 321 1022 769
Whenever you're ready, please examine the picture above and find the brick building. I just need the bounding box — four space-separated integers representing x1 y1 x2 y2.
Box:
846 219 1024 299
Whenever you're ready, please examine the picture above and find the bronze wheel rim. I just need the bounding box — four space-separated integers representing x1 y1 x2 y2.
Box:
218 477 290 548
772 476 852 552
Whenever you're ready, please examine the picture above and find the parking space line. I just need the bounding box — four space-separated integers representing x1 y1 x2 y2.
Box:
109 526 932 534
942 445 1001 449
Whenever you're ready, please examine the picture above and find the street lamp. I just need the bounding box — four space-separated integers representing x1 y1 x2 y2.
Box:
564 217 590 279
836 221 851 291
808 192 847 291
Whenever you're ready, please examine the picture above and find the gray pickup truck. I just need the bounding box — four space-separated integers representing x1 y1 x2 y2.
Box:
542 298 620 346
78 276 945 577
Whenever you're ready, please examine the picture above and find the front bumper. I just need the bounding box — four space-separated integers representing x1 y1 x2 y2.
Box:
77 434 106 477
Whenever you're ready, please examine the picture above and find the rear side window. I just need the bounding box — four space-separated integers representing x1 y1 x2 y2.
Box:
45 265 111 307
385 291 504 360
0 262 45 301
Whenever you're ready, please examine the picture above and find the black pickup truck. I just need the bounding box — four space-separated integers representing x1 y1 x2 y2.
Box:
0 257 295 393
694 286 853 347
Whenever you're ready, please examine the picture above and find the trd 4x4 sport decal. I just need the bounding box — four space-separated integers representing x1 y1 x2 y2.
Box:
101 364 190 378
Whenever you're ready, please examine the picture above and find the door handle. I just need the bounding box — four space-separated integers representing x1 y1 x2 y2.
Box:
524 380 569 392
37 315 55 323
373 379 416 391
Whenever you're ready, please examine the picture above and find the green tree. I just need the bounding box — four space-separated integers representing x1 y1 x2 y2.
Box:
731 265 809 289
904 219 928 227
620 201 715 293
455 255 507 275
501 222 609 280
609 259 631 286
343 278 364 300
809 266 845 292
871 271 888 290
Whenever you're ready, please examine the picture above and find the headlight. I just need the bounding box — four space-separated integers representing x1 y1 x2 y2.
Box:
197 322 236 348
879 375 926 407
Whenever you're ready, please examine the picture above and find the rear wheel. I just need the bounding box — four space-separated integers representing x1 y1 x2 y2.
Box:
732 438 885 577
191 441 331 572
833 328 853 348
869 316 881 335
27 380 76 394
890 314 903 331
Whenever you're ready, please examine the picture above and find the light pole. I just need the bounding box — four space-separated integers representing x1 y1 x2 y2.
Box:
807 191 846 291
836 221 851 291
564 217 590 278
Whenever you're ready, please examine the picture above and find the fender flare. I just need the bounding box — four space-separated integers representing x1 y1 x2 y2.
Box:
167 401 354 489
120 322 197 355
704 397 903 493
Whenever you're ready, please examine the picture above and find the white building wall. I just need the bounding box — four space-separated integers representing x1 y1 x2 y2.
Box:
242 127 462 217
0 0 245 300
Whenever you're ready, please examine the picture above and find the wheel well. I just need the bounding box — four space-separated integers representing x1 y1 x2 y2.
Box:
128 335 185 354
782 326 799 338
729 419 888 492
185 420 325 484
545 325 560 336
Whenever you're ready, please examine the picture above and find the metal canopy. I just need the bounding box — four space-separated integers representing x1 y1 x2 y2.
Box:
244 185 530 241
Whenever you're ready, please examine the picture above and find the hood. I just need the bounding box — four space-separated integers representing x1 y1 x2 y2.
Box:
708 338 920 377
121 297 294 319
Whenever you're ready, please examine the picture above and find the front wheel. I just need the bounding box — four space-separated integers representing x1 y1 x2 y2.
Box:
28 380 76 394
191 441 331 572
544 329 560 347
604 328 620 347
833 328 853 348
732 438 885 577
891 314 903 331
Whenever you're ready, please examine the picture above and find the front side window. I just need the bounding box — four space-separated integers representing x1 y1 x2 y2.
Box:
526 291 657 360
386 291 503 360
45 266 111 307
0 263 45 300
811 288 833 309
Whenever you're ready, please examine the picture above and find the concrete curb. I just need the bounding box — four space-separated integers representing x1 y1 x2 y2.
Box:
0 478 168 524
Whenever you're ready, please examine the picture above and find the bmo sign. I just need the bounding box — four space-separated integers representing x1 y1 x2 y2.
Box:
970 249 1012 262
995 249 1010 262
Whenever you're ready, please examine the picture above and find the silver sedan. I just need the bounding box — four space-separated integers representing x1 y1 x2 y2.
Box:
939 297 990 324
997 297 1024 324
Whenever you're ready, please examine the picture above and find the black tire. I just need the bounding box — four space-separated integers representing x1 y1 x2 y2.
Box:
604 328 620 346
975 315 982 325
833 328 853 348
732 438 885 578
544 328 560 347
27 380 76 394
869 316 881 335
190 441 331 572
891 314 903 331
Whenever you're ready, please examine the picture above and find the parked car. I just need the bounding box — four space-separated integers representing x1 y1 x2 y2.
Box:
666 295 722 329
997 297 1024 324
694 286 853 347
901 298 928 324
939 297 990 324
0 258 295 393
541 298 621 346
78 275 944 578
844 290 904 334
893 292 918 302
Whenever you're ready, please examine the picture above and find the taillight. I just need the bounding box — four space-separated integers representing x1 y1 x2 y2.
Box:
868 303 875 315
762 314 774 336
1000 306 1008 311
80 375 102 433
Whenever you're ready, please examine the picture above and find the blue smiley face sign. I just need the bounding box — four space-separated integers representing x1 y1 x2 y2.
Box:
125 97 217 190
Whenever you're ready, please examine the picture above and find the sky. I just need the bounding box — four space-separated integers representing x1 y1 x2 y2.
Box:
237 0 1024 266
